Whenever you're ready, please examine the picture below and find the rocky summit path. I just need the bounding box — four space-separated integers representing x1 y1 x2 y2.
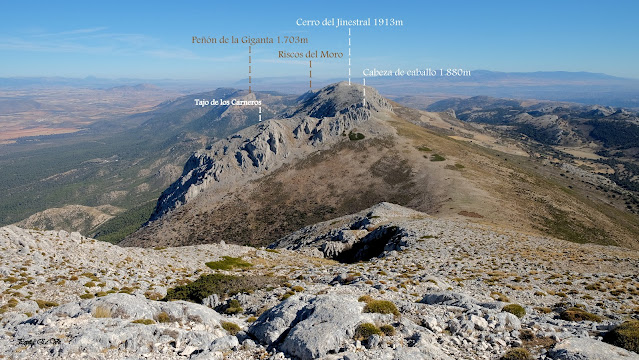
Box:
1 203 638 359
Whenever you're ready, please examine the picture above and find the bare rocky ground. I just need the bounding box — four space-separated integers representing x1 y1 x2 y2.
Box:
1 203 639 359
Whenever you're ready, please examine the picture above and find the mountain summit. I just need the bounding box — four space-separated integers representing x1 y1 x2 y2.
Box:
145 82 391 222
123 82 639 249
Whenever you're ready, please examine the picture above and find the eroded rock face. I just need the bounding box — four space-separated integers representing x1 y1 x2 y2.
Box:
148 82 392 222
271 202 422 262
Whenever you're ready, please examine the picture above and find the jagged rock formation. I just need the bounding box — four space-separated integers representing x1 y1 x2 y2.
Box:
270 202 421 261
148 82 391 222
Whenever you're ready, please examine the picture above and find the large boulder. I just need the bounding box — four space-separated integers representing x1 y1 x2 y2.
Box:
248 294 312 345
249 294 373 360
549 337 639 360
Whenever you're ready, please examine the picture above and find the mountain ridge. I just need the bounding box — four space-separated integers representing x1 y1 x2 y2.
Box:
124 82 639 250
144 82 389 223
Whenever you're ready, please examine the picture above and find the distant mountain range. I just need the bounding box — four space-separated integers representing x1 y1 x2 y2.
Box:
3 70 639 108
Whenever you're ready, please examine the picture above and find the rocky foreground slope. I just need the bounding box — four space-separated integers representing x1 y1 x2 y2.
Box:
1 203 639 359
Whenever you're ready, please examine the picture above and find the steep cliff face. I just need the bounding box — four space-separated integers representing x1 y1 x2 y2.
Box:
148 82 392 222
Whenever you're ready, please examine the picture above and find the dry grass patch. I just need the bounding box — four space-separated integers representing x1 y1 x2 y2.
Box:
93 306 111 318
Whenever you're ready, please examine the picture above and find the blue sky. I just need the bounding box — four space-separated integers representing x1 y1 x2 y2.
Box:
1 0 638 80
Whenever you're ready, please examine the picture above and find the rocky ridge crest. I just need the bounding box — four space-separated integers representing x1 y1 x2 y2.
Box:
149 82 392 222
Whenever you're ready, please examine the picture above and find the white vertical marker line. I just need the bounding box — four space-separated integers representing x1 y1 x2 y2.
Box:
348 27 351 85
363 78 366 106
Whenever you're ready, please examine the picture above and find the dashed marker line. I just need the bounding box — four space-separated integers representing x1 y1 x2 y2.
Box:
363 78 366 107
348 27 351 85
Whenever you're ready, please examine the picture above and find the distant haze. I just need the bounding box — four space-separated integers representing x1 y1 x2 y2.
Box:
3 70 638 108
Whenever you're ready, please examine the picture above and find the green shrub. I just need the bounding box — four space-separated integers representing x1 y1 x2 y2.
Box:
144 291 163 301
500 347 532 360
79 293 94 299
363 300 400 316
354 323 382 340
502 304 526 318
291 286 304 292
132 319 155 325
348 131 365 141
380 324 395 336
492 292 510 302
35 300 59 309
417 146 432 152
221 321 240 335
164 273 282 303
84 281 96 288
205 256 252 271
247 316 258 323
156 311 171 323
603 320 639 353
358 295 374 303
119 287 134 294
430 154 446 162
225 299 243 314
519 329 535 341
281 291 295 300
559 307 601 322
80 272 99 281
